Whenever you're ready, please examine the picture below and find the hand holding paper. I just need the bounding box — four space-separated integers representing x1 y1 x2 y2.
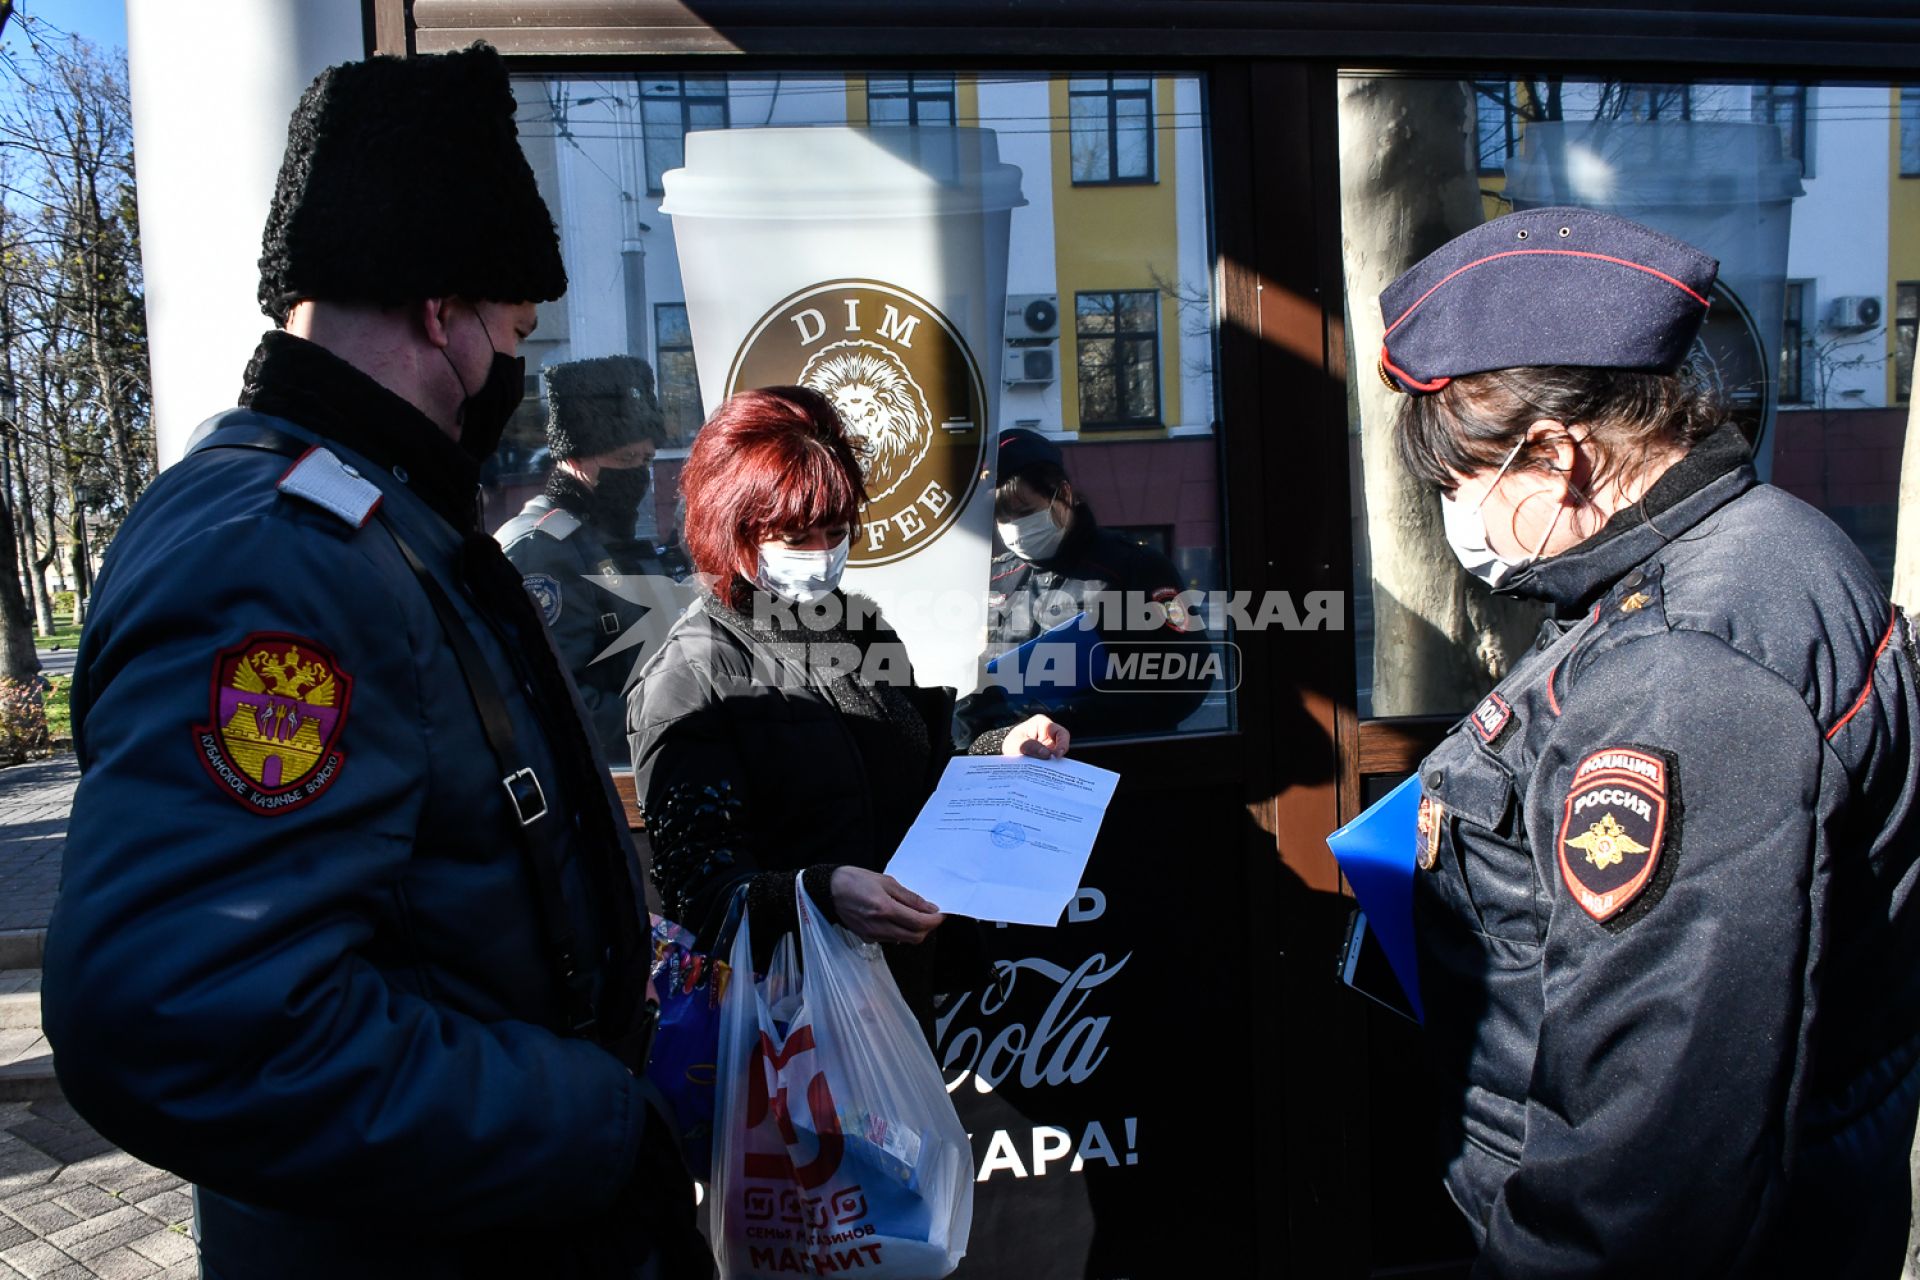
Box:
884 756 1119 926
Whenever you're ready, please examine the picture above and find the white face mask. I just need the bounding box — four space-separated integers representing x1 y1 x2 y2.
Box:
998 504 1067 563
754 535 849 603
1440 439 1564 589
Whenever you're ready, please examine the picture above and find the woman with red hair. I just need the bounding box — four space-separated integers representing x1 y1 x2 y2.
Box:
627 385 1066 1020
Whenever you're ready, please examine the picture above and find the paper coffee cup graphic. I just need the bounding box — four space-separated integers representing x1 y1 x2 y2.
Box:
662 127 1026 689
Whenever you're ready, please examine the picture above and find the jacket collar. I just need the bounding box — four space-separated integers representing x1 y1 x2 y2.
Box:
240 330 483 532
1499 424 1755 613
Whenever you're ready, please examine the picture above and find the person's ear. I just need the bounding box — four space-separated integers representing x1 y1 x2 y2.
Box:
1525 419 1584 503
1054 480 1075 515
419 297 459 350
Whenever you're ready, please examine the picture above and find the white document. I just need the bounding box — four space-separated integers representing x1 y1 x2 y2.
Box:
884 755 1120 926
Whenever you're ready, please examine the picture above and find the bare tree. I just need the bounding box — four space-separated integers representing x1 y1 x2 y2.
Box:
1338 76 1543 716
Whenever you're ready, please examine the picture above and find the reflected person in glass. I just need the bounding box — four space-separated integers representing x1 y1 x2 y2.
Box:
1382 205 1920 1278
497 354 671 760
626 386 1066 1031
957 428 1208 742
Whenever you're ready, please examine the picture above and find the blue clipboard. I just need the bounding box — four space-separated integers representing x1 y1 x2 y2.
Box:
983 611 1106 707
1325 774 1424 1021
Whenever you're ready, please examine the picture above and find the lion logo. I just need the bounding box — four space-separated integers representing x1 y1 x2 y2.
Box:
799 340 934 502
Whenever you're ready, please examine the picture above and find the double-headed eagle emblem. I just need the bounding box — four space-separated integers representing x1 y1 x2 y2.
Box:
1565 812 1650 871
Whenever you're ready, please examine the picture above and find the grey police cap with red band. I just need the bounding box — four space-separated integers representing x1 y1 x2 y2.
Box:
1376 206 1719 395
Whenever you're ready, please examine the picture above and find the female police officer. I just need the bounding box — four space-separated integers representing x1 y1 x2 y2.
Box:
1380 206 1920 1277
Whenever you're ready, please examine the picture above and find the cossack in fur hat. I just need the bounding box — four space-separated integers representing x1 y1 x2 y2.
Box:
257 43 567 323
544 355 665 458
1377 206 1718 395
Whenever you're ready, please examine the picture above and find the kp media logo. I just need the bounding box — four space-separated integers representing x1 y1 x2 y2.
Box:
726 279 988 566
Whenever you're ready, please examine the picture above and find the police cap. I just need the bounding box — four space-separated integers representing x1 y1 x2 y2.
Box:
1377 207 1718 395
997 428 1064 486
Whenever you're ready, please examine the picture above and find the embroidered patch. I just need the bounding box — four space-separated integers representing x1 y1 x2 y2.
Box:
1469 692 1512 743
1152 586 1205 633
1558 747 1668 922
523 573 562 625
195 632 352 815
1415 795 1442 871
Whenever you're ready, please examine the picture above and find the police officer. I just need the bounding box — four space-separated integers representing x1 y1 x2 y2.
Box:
960 428 1208 740
498 355 671 759
1381 206 1920 1277
41 46 709 1279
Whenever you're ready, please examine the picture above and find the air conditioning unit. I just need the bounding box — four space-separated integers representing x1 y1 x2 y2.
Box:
1828 295 1883 331
1004 344 1057 386
1005 293 1061 342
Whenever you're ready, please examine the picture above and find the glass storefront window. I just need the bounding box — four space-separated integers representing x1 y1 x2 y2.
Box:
495 72 1232 766
1341 74 1919 719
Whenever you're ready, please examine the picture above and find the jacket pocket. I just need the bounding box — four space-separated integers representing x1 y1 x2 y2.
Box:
1427 736 1543 947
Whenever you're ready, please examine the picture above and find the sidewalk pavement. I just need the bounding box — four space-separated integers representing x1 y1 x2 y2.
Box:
0 753 200 1280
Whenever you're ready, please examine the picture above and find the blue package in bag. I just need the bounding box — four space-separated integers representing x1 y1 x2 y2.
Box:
647 906 741 1182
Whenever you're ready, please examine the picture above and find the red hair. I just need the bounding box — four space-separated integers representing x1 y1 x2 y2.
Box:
681 385 868 607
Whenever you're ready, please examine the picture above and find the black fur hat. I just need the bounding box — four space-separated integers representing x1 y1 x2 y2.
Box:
257 43 566 323
544 355 665 458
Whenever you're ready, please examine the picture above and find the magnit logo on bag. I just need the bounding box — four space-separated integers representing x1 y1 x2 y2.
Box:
726 279 988 567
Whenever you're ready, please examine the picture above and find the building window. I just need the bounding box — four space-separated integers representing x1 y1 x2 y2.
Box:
1903 87 1920 178
654 303 703 446
1780 281 1810 405
1615 83 1692 121
868 76 956 127
1752 83 1811 177
1069 76 1154 185
1896 283 1920 404
1474 80 1519 175
641 76 728 196
1076 290 1161 427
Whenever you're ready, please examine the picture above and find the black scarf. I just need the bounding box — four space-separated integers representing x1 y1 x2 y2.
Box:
241 330 483 532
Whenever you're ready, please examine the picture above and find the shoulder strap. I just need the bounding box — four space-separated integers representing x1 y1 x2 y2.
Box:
379 521 600 1037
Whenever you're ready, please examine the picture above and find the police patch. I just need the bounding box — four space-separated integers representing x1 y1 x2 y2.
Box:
523 573 562 625
1416 795 1442 871
1558 747 1668 922
195 632 352 816
1470 691 1512 743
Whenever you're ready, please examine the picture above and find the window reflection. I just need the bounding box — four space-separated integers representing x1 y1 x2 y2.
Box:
501 71 1233 760
1344 74 1920 718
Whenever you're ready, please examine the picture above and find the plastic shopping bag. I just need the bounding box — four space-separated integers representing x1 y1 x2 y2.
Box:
711 877 973 1279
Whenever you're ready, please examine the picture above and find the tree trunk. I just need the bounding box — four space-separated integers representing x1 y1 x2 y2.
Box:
9 433 50 634
1890 387 1920 612
1338 76 1543 716
0 483 38 681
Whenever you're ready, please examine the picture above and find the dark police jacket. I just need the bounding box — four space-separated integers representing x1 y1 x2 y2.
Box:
964 506 1207 739
1414 427 1920 1278
41 336 694 1279
497 494 668 763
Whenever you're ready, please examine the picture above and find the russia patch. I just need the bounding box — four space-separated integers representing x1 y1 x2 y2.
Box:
195 632 352 815
523 573 563 625
1558 747 1668 922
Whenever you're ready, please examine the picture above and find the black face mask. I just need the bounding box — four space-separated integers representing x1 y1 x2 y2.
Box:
443 307 526 462
589 465 652 536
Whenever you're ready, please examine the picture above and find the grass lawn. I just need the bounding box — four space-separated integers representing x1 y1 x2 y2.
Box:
38 622 81 652
44 675 71 744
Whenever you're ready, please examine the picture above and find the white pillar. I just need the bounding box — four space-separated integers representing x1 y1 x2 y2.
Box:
126 0 366 467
